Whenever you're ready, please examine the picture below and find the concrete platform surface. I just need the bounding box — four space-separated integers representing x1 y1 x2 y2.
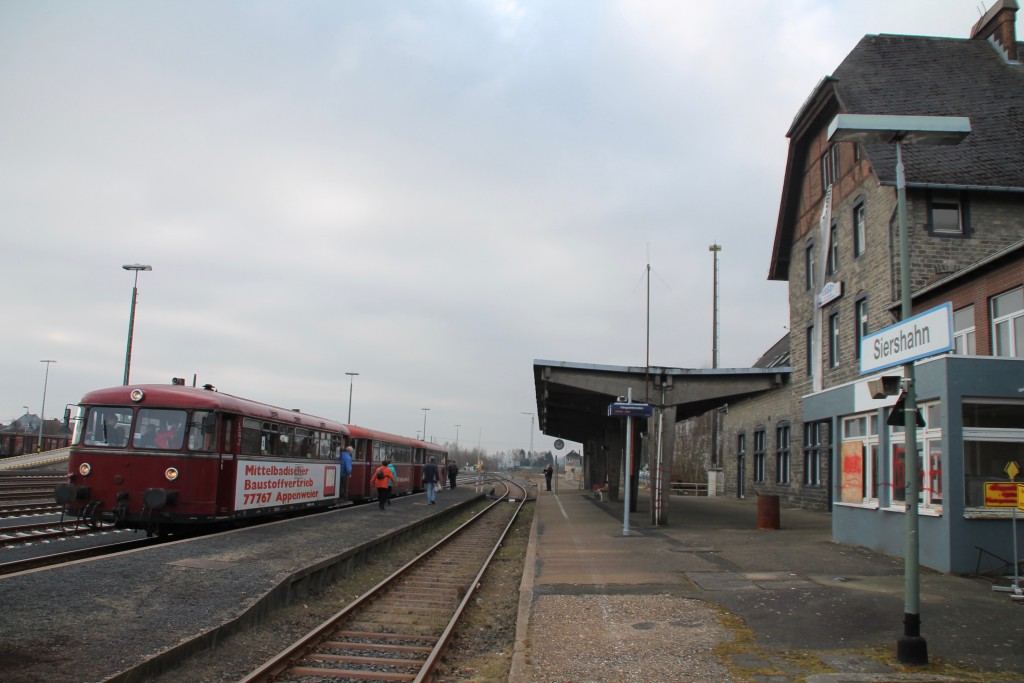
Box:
512 482 1024 683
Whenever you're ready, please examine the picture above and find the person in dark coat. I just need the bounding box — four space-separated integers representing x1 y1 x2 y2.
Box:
543 463 553 491
423 456 439 505
447 460 459 490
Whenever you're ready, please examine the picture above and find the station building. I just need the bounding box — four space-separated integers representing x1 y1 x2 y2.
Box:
718 1 1024 573
534 2 1024 575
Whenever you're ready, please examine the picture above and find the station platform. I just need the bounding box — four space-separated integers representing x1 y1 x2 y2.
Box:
511 479 1024 682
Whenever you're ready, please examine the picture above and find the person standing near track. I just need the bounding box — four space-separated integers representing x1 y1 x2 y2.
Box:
339 446 353 500
543 462 553 491
423 456 439 505
372 461 396 509
447 459 459 490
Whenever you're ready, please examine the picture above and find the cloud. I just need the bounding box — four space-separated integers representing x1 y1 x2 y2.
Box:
0 0 992 451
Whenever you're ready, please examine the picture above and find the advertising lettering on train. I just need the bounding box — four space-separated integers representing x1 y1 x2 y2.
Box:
235 462 339 510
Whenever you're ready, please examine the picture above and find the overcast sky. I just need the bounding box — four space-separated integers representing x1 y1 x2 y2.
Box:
1 1 999 454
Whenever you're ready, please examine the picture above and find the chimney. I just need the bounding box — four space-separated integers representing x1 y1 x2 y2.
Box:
971 0 1020 62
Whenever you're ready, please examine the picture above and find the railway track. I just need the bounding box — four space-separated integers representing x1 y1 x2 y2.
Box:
241 476 530 683
0 513 122 547
0 501 62 516
0 536 161 576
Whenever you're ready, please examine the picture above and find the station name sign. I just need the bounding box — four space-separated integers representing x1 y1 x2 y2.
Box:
860 303 953 374
607 402 653 418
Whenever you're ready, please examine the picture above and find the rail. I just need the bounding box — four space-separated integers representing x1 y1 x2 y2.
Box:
241 475 529 682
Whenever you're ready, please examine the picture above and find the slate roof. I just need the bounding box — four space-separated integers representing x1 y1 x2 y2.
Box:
833 34 1024 189
770 30 1024 281
752 332 790 369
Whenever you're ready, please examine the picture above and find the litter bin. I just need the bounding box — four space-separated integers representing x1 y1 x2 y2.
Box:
757 494 780 530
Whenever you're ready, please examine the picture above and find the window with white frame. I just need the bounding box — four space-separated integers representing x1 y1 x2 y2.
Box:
821 144 839 190
991 288 1024 357
963 400 1024 510
753 428 766 484
803 422 823 486
853 199 866 257
889 402 942 509
953 305 976 355
840 413 879 503
829 311 840 368
776 423 791 484
855 297 868 360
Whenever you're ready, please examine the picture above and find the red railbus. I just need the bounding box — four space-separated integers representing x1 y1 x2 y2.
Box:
56 383 351 534
343 425 447 500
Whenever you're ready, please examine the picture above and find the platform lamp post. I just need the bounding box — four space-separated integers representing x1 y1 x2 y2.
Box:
421 408 430 443
122 263 152 386
828 113 970 666
520 412 534 465
709 243 722 369
37 360 56 453
345 372 358 423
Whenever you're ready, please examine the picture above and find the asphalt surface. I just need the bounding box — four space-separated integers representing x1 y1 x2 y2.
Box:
513 480 1024 682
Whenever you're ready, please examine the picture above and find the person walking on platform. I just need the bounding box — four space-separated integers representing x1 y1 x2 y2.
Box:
447 460 459 490
423 456 439 505
386 459 398 505
372 461 396 509
543 463 553 491
339 446 353 500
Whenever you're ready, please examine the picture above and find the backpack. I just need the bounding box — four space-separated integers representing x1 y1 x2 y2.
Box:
376 468 385 480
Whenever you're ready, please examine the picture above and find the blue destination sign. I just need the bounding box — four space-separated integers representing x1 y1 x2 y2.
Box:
860 303 953 374
608 402 653 417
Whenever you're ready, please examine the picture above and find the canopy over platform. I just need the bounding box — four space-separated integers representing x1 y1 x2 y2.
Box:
532 359 790 523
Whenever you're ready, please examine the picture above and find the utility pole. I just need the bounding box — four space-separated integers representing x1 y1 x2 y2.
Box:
709 244 722 368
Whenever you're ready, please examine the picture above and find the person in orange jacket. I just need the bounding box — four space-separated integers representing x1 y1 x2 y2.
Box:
371 460 397 510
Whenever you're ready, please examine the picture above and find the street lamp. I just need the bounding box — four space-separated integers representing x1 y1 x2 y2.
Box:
421 408 430 442
38 360 56 453
345 372 359 423
709 243 722 369
122 263 152 385
828 113 970 666
521 412 534 462
454 424 461 450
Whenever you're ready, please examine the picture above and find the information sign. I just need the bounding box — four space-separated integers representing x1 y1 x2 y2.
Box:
607 402 653 418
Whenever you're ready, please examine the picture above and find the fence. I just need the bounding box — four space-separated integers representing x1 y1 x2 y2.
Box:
669 482 709 496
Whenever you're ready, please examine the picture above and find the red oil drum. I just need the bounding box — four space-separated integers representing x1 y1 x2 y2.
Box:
757 495 780 530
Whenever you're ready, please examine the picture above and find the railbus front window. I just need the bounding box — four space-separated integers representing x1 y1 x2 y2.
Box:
84 407 134 448
70 406 86 445
133 408 187 450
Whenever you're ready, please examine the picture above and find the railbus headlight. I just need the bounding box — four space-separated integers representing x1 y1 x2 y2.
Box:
130 389 145 402
164 467 179 482
78 462 92 476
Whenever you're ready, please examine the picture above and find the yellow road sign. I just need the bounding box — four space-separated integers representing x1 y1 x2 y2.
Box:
985 482 1018 507
1005 461 1020 481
